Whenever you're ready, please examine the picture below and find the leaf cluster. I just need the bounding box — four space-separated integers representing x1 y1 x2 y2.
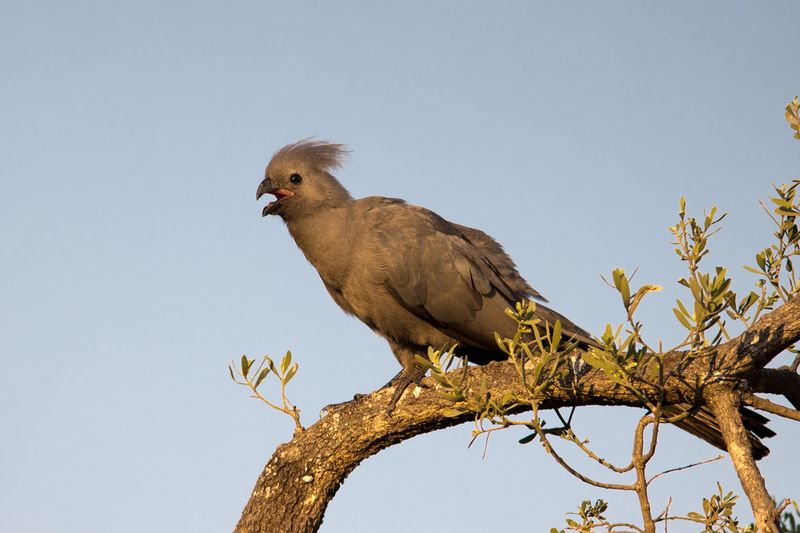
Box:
550 499 611 533
787 96 800 140
746 181 800 305
229 351 303 432
669 201 736 348
551 490 799 533
684 483 752 533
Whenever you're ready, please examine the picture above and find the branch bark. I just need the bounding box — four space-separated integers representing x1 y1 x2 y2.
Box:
754 367 800 409
744 392 800 421
705 387 779 533
234 296 800 533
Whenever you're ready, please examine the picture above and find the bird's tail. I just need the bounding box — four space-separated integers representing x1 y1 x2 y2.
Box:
491 304 775 459
532 303 603 349
662 403 775 460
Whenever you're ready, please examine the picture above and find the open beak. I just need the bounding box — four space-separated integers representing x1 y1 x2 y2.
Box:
257 179 294 216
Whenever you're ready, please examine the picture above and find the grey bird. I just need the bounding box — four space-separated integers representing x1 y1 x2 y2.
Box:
257 139 774 458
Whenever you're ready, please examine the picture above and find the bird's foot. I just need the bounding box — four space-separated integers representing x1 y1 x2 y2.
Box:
385 364 428 417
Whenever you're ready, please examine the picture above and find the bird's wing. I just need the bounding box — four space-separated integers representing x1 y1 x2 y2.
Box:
369 200 529 349
452 223 547 302
453 222 599 348
367 198 596 350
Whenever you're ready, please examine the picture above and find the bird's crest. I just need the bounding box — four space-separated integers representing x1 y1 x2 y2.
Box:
270 139 349 172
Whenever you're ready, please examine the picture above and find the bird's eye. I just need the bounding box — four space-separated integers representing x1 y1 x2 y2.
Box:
289 173 303 184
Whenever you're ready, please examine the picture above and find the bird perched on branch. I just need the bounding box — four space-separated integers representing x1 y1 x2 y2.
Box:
256 139 774 458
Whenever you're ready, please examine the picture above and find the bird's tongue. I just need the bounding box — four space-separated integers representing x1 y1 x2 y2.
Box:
262 188 294 216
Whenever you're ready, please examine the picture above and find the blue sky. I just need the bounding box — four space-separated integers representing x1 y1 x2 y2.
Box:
1 2 798 532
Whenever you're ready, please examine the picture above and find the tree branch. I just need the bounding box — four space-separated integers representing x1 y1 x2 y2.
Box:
705 387 779 533
234 296 800 533
744 392 800 422
753 366 800 409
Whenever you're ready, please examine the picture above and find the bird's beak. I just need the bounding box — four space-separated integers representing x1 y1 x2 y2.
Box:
256 178 272 201
257 178 294 217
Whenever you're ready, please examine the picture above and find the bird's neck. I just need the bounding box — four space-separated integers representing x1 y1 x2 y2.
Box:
286 206 353 286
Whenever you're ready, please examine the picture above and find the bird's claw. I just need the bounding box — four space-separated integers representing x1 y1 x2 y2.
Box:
384 364 428 418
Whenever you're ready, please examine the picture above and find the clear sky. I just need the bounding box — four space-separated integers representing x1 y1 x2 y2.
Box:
1 2 798 532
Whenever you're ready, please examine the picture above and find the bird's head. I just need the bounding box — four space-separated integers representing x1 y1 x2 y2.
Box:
257 139 352 220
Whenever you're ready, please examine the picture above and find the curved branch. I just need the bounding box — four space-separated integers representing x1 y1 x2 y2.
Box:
744 393 800 422
234 296 800 533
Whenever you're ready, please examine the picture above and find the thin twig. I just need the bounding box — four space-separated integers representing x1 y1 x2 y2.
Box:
482 429 491 459
655 496 672 533
530 406 634 491
760 199 782 228
566 431 634 473
647 454 726 485
790 353 800 373
604 522 644 532
776 498 793 515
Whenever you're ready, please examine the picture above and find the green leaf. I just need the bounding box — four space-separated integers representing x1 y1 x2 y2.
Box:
431 373 451 386
518 431 538 444
771 197 794 208
742 290 758 306
551 320 562 351
440 392 465 402
602 323 614 344
281 351 292 374
612 268 631 306
254 367 270 388
673 306 693 330
441 407 468 418
628 284 662 319
285 363 298 383
494 332 508 353
414 354 436 369
241 355 252 378
581 349 614 373
694 300 706 323
756 251 766 270
687 277 702 302
228 365 237 382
